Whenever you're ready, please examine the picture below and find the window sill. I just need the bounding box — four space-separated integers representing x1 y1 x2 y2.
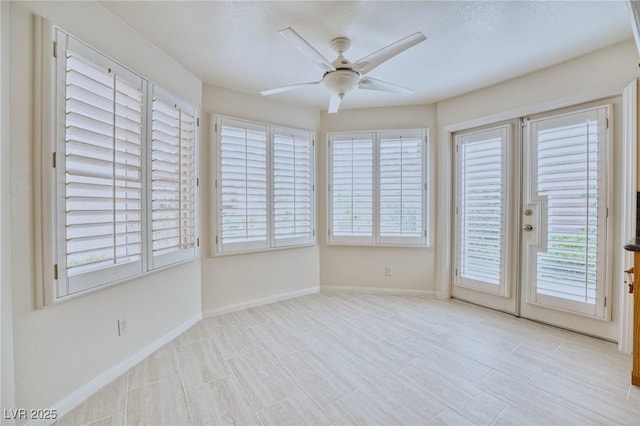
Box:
212 242 316 258
48 255 200 307
325 242 431 249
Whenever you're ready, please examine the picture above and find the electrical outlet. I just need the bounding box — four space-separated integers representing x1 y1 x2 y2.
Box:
118 318 128 336
385 265 392 276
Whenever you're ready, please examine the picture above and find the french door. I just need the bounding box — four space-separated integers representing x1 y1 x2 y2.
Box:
453 105 614 339
452 122 520 314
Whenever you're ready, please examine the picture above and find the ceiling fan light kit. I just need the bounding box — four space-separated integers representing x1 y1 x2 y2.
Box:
261 27 426 113
323 69 360 99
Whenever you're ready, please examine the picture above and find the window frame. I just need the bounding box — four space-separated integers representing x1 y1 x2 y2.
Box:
327 129 429 248
40 25 200 306
212 114 316 256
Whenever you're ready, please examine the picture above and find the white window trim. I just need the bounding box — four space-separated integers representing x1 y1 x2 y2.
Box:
327 128 429 248
211 114 316 256
36 21 200 307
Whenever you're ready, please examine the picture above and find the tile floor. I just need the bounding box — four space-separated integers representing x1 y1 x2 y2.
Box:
55 292 639 425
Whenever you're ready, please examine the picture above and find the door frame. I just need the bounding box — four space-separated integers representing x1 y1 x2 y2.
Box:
436 89 634 350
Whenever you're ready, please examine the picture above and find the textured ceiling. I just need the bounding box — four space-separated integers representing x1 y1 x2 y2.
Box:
100 1 633 112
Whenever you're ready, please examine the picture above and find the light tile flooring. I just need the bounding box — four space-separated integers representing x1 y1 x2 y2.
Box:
56 292 639 426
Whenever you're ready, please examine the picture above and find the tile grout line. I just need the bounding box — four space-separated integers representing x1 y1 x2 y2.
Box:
124 371 129 426
172 343 195 425
489 404 510 426
225 361 266 426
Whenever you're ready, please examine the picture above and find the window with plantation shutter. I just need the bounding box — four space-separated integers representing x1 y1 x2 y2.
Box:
273 127 314 247
378 131 426 245
150 87 199 269
48 28 199 304
328 129 428 247
56 32 144 296
217 118 268 253
329 134 374 244
213 116 315 255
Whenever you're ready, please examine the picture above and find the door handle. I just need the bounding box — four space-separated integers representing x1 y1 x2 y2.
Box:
523 224 533 232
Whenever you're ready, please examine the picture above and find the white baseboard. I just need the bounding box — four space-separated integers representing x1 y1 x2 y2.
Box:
202 286 320 317
27 312 202 426
321 285 435 298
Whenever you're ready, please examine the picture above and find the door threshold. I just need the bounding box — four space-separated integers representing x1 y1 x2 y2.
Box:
451 296 617 344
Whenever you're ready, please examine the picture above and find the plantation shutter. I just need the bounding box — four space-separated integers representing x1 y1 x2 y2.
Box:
218 118 268 253
527 108 608 316
378 131 426 245
455 127 507 293
272 127 314 247
150 87 198 269
330 133 374 244
58 33 144 295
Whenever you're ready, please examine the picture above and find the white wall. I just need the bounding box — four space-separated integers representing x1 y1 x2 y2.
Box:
200 85 321 313
10 1 202 412
319 105 438 292
434 39 640 335
1 0 16 419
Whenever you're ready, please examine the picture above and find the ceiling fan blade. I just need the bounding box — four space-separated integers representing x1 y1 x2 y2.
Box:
260 80 322 96
358 77 413 96
279 27 334 71
352 32 426 75
328 94 342 114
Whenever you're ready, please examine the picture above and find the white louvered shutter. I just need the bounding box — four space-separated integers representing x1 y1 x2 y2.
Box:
58 33 144 295
330 133 374 244
272 128 314 247
455 127 507 294
378 131 426 245
526 107 608 317
218 118 268 253
150 87 198 269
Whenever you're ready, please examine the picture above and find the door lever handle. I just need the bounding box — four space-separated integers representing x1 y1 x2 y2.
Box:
523 224 533 232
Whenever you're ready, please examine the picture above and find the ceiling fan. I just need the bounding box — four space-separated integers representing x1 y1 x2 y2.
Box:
260 27 426 113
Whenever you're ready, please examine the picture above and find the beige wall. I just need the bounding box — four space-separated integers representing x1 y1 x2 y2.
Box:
1 0 16 417
318 105 438 292
200 85 321 312
10 1 202 411
437 40 639 127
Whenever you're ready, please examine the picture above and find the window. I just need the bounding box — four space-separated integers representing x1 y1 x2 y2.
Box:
328 129 428 246
273 128 314 247
150 87 199 269
50 28 199 302
329 133 374 244
217 119 268 253
214 117 315 254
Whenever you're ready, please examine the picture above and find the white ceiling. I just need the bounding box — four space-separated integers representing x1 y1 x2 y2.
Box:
100 1 633 112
